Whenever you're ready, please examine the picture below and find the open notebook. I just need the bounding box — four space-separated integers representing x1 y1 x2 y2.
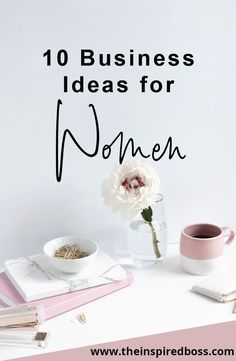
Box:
4 250 127 302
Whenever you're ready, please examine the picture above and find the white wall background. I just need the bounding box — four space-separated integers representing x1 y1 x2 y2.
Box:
0 0 236 265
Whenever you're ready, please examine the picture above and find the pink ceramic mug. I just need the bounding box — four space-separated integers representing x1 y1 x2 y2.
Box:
180 223 235 275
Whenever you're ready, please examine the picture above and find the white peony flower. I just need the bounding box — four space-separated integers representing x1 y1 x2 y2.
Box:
102 160 161 219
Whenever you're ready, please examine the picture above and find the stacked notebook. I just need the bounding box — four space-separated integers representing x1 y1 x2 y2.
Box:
192 264 236 303
0 250 133 320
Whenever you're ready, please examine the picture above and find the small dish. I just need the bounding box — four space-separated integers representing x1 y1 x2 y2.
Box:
43 237 98 274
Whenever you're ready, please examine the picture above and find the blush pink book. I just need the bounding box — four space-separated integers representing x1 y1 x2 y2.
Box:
0 272 133 320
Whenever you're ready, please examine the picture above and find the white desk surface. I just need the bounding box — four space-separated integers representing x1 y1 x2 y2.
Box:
1 243 236 361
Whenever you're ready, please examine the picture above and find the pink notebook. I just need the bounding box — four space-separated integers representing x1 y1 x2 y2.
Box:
0 272 133 320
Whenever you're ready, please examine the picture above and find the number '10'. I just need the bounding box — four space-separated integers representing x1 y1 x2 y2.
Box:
43 49 68 66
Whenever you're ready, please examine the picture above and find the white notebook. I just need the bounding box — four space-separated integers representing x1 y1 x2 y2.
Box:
4 250 127 302
192 264 236 302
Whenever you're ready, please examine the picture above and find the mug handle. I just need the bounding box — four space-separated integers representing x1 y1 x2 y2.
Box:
222 226 235 245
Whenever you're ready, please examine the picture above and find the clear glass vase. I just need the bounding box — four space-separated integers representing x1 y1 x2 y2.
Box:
128 194 167 267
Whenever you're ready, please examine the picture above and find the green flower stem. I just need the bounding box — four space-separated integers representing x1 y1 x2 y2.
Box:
141 206 161 259
148 221 161 259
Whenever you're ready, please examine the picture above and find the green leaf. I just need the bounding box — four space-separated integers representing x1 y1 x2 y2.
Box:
141 206 153 223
